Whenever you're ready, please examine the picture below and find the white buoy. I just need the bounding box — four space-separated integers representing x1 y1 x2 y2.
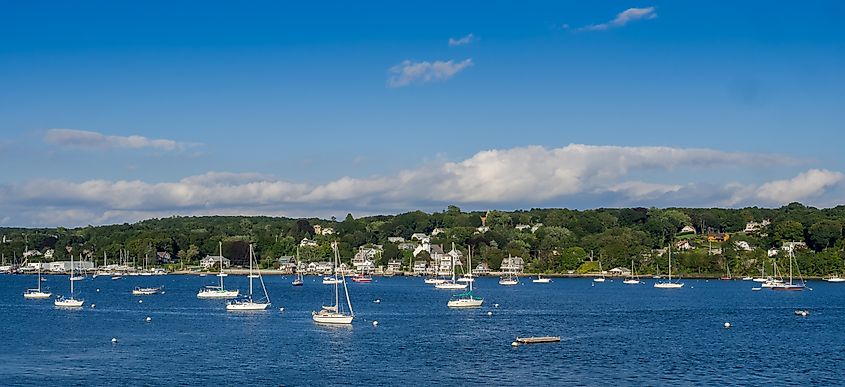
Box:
372 320 379 326
145 316 152 322
724 322 731 328
139 300 143 303
96 288 100 292
487 311 493 316
374 299 381 304
279 307 285 312
494 303 499 308
91 304 96 308
511 341 519 347
111 337 118 343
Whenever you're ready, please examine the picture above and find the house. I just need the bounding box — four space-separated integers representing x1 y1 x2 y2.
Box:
319 227 335 236
708 247 723 255
744 220 771 234
431 228 445 236
156 251 174 264
386 259 403 272
476 226 490 233
473 262 491 275
387 236 405 243
515 224 531 231
531 223 543 233
413 261 429 275
200 255 231 269
608 267 632 276
44 249 55 259
307 261 334 274
411 233 428 241
706 231 730 242
278 256 297 272
397 242 417 251
680 225 697 234
734 241 753 251
22 249 42 258
500 256 525 273
781 241 807 253
767 248 780 257
300 238 318 247
313 225 322 235
674 240 694 251
49 260 95 272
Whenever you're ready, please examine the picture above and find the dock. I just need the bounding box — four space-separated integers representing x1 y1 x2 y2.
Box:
514 336 561 345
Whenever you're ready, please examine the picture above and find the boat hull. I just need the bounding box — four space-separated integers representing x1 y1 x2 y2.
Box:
499 279 519 286
312 311 354 324
54 298 84 307
227 302 270 311
424 278 447 285
622 280 641 285
532 278 551 284
447 298 484 308
435 283 467 290
24 291 52 299
196 290 239 299
654 282 684 289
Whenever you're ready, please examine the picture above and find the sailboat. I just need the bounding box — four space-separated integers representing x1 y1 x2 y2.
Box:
24 261 51 299
292 247 304 286
761 261 785 288
227 244 271 310
436 243 468 290
753 264 768 282
653 263 661 279
654 245 684 289
623 260 641 285
532 273 551 284
54 253 84 307
448 246 484 308
312 242 354 324
499 255 519 286
720 261 732 280
770 250 805 291
593 258 606 283
197 242 239 299
825 274 845 283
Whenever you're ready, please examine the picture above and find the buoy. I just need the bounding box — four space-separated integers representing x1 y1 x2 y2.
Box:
374 299 381 304
91 304 96 308
724 322 731 328
96 288 100 292
494 303 499 308
511 341 519 347
487 311 493 316
111 337 118 343
279 307 285 312
138 300 143 303
372 320 379 326
145 316 152 322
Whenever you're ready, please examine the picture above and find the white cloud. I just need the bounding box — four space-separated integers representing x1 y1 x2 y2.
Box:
1 144 826 227
579 7 657 32
44 129 189 151
448 33 475 47
387 59 473 88
756 169 844 204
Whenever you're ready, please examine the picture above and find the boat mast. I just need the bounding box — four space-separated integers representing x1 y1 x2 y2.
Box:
70 252 74 296
248 244 254 297
218 241 225 290
668 244 672 282
468 245 473 292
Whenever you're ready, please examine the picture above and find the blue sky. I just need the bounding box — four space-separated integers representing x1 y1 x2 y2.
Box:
1 1 844 226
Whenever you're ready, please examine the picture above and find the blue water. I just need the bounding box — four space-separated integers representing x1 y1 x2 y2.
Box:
1 275 843 386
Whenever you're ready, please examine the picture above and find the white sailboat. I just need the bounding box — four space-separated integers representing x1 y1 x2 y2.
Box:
499 255 519 286
623 260 641 285
436 243 468 290
313 242 354 324
55 253 84 307
532 274 551 284
654 245 683 289
197 242 239 299
826 274 845 283
292 247 304 286
448 246 483 308
24 261 51 299
593 258 606 283
770 250 805 291
227 244 271 311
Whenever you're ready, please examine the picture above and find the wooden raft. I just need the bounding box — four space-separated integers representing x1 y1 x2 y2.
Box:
516 336 561 344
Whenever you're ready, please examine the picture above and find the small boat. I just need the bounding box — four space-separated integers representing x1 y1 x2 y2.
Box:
515 336 561 345
197 242 240 299
741 276 753 281
132 286 163 295
448 246 483 308
227 244 271 311
70 275 85 281
499 254 520 286
313 242 354 324
654 245 684 289
593 257 606 283
424 278 447 285
770 250 805 291
292 247 305 286
436 247 468 290
323 276 342 285
351 273 373 283
55 253 84 308
751 287 762 291
532 274 551 284
457 274 475 283
825 275 845 283
794 309 810 316
623 260 641 285
24 263 52 299
292 278 304 286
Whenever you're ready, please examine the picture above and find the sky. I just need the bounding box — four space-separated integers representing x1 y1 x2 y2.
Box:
1 1 844 227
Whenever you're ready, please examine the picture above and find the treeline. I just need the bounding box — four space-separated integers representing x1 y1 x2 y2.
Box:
2 202 845 276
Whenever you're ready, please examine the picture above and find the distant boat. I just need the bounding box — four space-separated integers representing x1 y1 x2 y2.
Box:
197 242 239 299
55 253 84 307
499 255 519 286
770 250 805 291
351 273 373 283
654 245 684 289
532 274 551 284
741 276 753 281
132 286 163 296
227 244 271 311
323 276 342 285
292 247 304 286
436 244 468 290
448 245 483 308
24 262 51 299
623 260 641 285
720 261 732 280
424 278 447 285
313 242 354 324
753 264 768 282
825 274 845 283
593 255 606 283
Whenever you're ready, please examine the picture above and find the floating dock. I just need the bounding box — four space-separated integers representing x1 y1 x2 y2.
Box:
515 336 561 345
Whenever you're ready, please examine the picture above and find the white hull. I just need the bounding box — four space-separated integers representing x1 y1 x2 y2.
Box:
322 278 342 285
826 277 845 283
227 301 270 311
654 282 684 289
741 277 753 281
435 282 467 290
54 298 84 307
132 288 161 295
499 279 519 286
752 278 768 282
24 291 52 299
532 278 551 284
197 289 239 299
457 277 475 283
761 281 784 288
312 311 354 324
623 279 641 285
424 278 447 285
593 278 606 283
447 298 484 308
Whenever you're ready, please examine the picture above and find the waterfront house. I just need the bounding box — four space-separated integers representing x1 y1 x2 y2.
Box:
278 256 297 272
387 259 403 272
49 260 95 273
500 256 524 273
413 261 428 275
781 241 807 253
200 255 231 269
473 262 491 276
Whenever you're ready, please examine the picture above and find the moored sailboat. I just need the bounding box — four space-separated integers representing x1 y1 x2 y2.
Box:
197 242 239 299
55 251 84 307
312 242 354 324
227 244 271 311
448 245 483 308
654 245 684 289
24 261 51 299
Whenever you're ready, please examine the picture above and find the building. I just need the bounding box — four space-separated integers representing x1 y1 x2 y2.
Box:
608 267 632 276
500 256 524 273
679 225 697 234
199 255 231 269
744 219 771 234
387 236 405 243
278 256 297 272
386 259 403 272
476 226 490 233
473 262 491 275
431 228 445 236
781 241 807 253
410 233 428 241
49 260 95 272
734 241 753 251
300 238 318 247
413 261 429 275
397 242 417 251
767 248 779 257
307 261 334 274
22 249 42 258
156 251 174 264
674 240 694 251
515 224 531 231
706 231 730 242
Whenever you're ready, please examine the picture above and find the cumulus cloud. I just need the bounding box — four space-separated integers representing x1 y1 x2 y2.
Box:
579 7 657 32
448 33 475 47
387 59 473 88
44 129 189 151
756 169 844 204
1 144 828 227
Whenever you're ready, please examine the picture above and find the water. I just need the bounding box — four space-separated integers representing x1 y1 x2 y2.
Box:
1 275 843 386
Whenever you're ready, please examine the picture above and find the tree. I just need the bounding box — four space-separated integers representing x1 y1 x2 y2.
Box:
773 220 804 244
808 220 842 251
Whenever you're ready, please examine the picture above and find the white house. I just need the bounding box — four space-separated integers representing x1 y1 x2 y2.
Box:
674 240 694 251
200 255 231 269
744 219 771 234
413 261 428 275
49 260 95 272
44 249 55 259
680 225 697 234
278 256 297 272
767 248 780 257
386 259 403 272
411 233 428 241
531 223 543 233
781 241 807 253
515 224 531 231
300 238 318 247
387 236 405 243
23 249 42 258
397 242 417 251
608 267 632 276
319 227 335 236
734 241 753 251
500 256 524 273
473 262 491 275
476 226 490 233
431 228 445 236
